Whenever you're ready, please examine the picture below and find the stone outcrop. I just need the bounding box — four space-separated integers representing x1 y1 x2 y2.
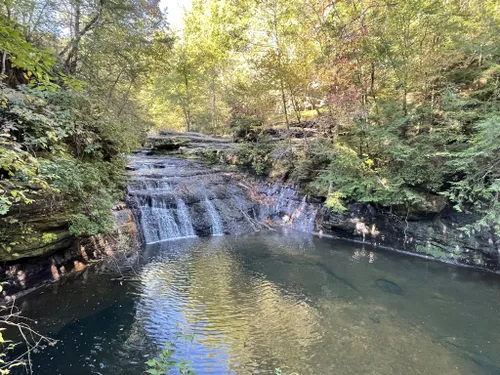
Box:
144 131 236 156
0 204 138 299
127 155 318 243
0 195 74 261
143 131 500 272
316 204 500 271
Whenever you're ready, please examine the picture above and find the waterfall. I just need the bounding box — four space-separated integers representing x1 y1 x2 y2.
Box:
203 197 224 236
127 155 319 244
127 156 233 242
176 198 195 237
138 196 196 244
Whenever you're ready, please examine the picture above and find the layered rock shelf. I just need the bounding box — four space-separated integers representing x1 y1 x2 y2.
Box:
126 154 318 243
145 130 237 156
142 130 500 272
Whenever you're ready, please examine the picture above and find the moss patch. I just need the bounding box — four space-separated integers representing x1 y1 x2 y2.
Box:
415 244 450 259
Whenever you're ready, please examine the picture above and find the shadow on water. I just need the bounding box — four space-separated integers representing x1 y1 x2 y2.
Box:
15 230 500 375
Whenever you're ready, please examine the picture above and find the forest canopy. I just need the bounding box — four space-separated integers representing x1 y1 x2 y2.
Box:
149 0 499 235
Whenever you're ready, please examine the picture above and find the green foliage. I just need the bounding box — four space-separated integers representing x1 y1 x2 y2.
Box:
1 78 130 236
68 200 115 236
0 139 47 214
146 341 195 375
290 139 333 184
236 135 274 176
39 156 124 235
229 114 263 141
0 15 57 88
151 0 500 234
444 114 500 234
41 232 57 244
0 0 158 248
1 0 499 247
315 143 410 207
325 192 347 213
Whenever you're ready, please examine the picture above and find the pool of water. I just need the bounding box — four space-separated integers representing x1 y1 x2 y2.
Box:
22 230 500 374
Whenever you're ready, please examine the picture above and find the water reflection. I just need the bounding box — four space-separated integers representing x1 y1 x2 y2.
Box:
351 246 377 263
21 231 500 375
136 237 322 374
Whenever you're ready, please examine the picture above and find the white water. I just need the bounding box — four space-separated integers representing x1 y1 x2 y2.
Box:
204 197 224 236
176 198 196 237
140 197 197 244
127 156 319 243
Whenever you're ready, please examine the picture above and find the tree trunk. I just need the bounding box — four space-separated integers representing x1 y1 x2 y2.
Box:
210 74 216 135
402 83 408 116
289 87 301 123
272 7 289 130
60 0 105 74
327 104 338 143
185 110 192 132
370 62 379 114
280 77 289 127
1 51 6 78
64 0 81 74
1 3 10 80
183 72 191 132
312 101 321 116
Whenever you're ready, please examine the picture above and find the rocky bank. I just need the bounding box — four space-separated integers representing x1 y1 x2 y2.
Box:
139 129 500 272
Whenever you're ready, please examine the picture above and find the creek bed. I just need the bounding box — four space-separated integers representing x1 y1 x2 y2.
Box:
22 230 500 375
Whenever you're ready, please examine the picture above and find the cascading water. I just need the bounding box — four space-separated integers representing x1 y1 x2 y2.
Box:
127 155 263 242
203 197 224 236
175 198 196 237
127 154 320 244
133 193 197 244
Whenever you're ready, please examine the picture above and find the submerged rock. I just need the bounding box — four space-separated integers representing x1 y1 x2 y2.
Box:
375 279 404 295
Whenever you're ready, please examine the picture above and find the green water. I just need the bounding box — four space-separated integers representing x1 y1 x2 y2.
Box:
22 230 500 374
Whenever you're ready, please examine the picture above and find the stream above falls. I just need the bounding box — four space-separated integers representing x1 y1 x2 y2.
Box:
22 231 500 375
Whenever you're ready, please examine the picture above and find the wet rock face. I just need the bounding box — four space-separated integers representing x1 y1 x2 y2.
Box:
126 153 500 272
317 204 500 271
127 157 260 241
126 156 320 243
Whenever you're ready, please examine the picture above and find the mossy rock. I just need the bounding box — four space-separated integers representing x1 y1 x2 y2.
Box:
147 136 190 151
415 244 450 259
0 195 75 261
394 194 447 219
0 228 75 261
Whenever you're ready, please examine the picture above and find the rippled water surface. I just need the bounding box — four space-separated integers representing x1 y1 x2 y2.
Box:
24 231 500 374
